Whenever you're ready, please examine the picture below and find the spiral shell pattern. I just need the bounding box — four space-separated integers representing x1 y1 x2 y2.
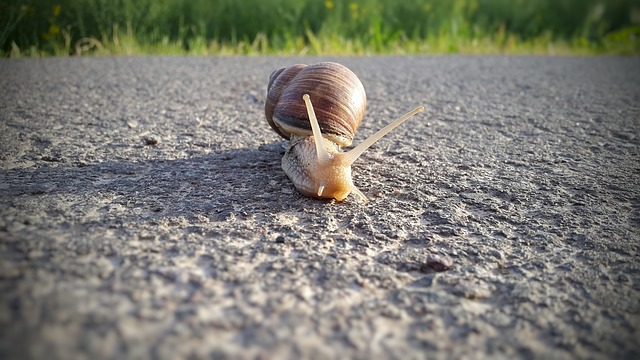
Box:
265 62 366 147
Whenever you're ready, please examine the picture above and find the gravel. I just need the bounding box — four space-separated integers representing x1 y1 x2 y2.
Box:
0 55 639 359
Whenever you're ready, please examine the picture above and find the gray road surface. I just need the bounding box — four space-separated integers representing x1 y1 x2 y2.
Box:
1 55 639 359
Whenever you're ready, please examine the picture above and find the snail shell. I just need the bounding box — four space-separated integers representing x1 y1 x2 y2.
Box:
264 62 424 202
265 62 366 147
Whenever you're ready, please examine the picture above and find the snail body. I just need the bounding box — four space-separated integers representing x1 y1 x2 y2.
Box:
265 62 424 202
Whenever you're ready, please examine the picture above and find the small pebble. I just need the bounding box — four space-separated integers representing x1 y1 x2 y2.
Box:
143 135 159 145
275 235 285 244
27 250 44 260
40 155 61 162
424 254 453 272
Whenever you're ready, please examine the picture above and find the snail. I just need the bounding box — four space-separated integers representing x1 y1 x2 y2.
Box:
265 62 424 202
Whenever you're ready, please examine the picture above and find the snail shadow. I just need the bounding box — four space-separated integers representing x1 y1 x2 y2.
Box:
1 142 325 225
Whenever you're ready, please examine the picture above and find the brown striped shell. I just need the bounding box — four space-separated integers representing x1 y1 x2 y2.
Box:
265 62 366 147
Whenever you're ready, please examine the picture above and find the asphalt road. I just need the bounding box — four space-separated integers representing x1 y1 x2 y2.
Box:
1 55 639 359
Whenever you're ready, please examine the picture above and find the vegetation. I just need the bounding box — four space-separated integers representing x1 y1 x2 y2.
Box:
2 0 639 56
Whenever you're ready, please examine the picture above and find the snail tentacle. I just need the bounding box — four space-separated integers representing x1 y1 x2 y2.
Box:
349 185 368 202
342 105 426 166
302 94 331 164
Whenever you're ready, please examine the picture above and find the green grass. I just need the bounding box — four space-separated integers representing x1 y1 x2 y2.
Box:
2 0 639 57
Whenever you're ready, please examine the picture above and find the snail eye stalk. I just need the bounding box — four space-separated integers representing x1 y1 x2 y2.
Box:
302 94 331 164
342 105 425 166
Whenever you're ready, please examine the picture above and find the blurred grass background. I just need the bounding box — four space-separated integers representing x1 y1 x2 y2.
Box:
2 0 639 56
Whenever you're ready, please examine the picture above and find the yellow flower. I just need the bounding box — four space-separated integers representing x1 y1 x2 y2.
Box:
349 2 359 19
49 24 60 35
53 4 61 17
325 1 333 9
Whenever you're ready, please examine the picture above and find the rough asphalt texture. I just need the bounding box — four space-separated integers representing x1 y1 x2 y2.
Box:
0 55 639 359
